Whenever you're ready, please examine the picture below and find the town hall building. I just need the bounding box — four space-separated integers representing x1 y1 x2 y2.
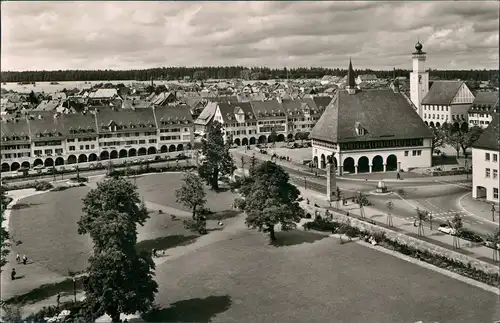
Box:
310 57 433 175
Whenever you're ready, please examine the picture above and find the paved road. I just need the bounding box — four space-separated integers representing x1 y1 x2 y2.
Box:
233 150 498 236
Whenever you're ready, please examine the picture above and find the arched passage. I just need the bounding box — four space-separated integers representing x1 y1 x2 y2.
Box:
372 155 384 172
1 163 10 172
110 150 118 159
89 153 98 162
258 135 267 144
177 144 184 151
460 122 468 132
234 138 241 146
168 145 176 152
476 186 487 199
442 122 449 131
128 148 137 157
67 155 77 164
452 122 460 133
148 147 157 155
186 143 192 150
320 154 326 169
386 154 398 171
357 156 370 173
249 137 256 145
242 138 248 146
160 145 168 153
21 161 30 169
429 121 435 127
138 147 147 156
44 158 54 167
277 134 285 142
436 122 441 127
55 157 65 166
11 162 20 171
343 157 355 174
34 158 44 167
100 151 109 160
313 156 318 168
287 134 294 141
119 149 128 158
78 154 88 163
424 121 428 126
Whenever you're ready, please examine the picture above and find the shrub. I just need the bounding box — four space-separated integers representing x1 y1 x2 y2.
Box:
183 219 207 234
51 186 69 192
24 300 102 323
304 217 340 232
34 181 53 191
70 177 88 183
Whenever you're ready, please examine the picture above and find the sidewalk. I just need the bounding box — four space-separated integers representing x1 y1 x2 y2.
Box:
458 192 499 225
296 183 499 264
236 149 471 184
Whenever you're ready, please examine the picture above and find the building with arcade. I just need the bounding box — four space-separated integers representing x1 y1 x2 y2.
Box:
310 59 433 175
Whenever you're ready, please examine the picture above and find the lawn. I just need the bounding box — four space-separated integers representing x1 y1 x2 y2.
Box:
149 230 498 323
8 173 237 276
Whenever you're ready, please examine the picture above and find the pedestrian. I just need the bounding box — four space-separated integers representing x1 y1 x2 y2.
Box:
346 211 350 217
152 248 157 258
57 292 61 307
413 220 417 227
396 172 401 180
16 253 20 264
11 268 16 280
22 254 27 265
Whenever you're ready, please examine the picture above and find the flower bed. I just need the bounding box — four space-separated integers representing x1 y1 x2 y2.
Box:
3 181 54 192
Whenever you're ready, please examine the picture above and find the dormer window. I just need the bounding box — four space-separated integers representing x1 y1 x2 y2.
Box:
355 122 366 136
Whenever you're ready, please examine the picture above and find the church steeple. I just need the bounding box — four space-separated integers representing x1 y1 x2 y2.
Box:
346 58 357 94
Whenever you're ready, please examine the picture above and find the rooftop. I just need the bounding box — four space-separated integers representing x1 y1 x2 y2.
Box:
421 81 464 106
473 112 499 151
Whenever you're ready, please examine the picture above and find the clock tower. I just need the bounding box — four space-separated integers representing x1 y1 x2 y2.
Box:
410 41 429 117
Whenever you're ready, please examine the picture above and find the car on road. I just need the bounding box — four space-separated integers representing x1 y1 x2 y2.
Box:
437 224 456 235
484 239 500 249
457 229 484 243
33 165 44 170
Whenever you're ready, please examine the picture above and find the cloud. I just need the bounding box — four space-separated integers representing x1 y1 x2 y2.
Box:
1 1 498 71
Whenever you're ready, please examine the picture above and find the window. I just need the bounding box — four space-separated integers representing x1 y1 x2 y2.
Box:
139 140 146 144
67 139 75 142
417 150 422 156
80 145 84 150
91 144 95 149
85 145 90 150
494 154 498 162
412 150 417 156
486 153 490 161
55 148 63 154
44 149 53 155
494 188 499 200
494 169 498 179
404 151 409 157
486 168 491 178
69 146 75 151
149 139 157 144
34 150 42 156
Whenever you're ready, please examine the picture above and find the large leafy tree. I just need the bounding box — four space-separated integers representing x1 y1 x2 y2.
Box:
1 186 10 268
198 121 235 190
239 161 304 241
175 171 207 220
430 127 446 155
79 179 157 322
445 131 462 158
458 126 484 156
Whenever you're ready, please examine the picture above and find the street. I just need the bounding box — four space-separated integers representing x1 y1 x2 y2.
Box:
232 150 498 237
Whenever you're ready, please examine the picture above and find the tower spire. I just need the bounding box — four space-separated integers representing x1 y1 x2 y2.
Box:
346 59 356 94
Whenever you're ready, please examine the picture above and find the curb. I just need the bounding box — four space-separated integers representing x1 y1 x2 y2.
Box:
457 192 499 226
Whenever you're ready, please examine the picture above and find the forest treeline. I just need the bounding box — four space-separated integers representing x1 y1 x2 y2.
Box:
1 66 497 83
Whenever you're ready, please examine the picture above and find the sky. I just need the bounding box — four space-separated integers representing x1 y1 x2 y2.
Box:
1 1 498 71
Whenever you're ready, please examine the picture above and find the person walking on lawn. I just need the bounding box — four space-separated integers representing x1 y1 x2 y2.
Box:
22 254 27 265
11 268 16 280
57 293 61 307
16 253 20 263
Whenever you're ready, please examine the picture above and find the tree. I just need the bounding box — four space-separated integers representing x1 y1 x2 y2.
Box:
1 186 10 268
445 131 462 158
486 230 500 262
240 156 246 176
198 121 236 190
240 69 252 80
193 70 207 81
78 179 157 322
240 161 304 241
430 127 446 155
459 126 484 156
415 208 429 236
386 201 394 227
248 154 257 176
269 129 278 147
296 132 309 145
175 171 206 220
447 213 463 249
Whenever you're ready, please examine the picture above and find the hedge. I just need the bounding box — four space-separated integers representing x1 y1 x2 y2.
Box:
432 169 472 176
108 165 196 177
3 181 54 192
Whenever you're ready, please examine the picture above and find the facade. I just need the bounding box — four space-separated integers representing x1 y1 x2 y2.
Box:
471 113 499 202
420 80 475 130
310 60 433 175
214 102 258 145
0 106 194 173
355 74 378 84
468 91 499 128
409 42 429 115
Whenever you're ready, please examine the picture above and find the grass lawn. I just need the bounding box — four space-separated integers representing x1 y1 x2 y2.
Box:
8 172 234 276
149 230 498 323
133 173 238 214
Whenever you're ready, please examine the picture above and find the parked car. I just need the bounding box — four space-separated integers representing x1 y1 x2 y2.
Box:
147 158 154 162
89 163 96 169
458 229 484 243
484 239 500 249
33 165 44 170
437 224 456 235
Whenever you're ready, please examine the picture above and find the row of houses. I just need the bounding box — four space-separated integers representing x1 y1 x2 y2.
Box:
194 96 333 146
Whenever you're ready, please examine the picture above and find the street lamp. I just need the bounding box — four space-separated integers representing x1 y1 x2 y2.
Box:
492 204 496 222
304 176 307 190
72 276 77 302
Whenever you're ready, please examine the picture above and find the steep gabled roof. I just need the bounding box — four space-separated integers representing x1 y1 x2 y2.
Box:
468 91 499 114
154 106 193 127
96 108 156 132
421 81 464 105
311 89 433 143
250 100 285 120
195 102 217 126
472 112 499 151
